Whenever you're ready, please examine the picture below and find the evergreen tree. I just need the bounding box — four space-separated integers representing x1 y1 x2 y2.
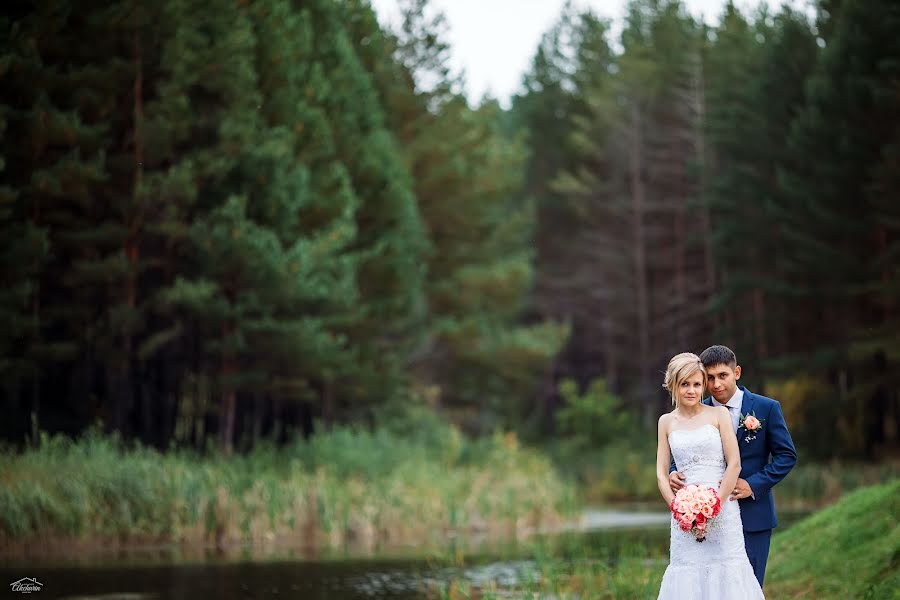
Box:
553 0 706 422
703 4 817 368
368 0 568 430
779 0 900 356
778 0 900 456
0 92 49 439
0 1 123 438
304 0 428 421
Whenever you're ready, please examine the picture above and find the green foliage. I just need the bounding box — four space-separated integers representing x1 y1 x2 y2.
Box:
512 7 618 413
555 378 640 451
366 1 567 430
1 0 898 462
0 0 567 447
550 378 652 503
765 375 845 458
511 0 899 457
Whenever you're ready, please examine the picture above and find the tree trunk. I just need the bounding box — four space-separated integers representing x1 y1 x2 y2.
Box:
220 323 237 454
220 387 236 455
629 104 653 425
753 287 768 359
602 310 618 393
322 379 335 430
30 288 40 446
675 195 687 349
692 53 718 333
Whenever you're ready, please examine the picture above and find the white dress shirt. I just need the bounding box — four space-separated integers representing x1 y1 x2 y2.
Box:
713 387 754 498
713 387 743 432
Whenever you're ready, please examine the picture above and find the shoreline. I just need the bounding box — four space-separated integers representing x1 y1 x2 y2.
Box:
0 508 676 566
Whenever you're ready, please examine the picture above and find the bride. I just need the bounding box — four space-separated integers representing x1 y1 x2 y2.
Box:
656 352 764 600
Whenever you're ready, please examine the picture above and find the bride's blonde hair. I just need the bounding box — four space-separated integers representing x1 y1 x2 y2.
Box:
663 352 706 406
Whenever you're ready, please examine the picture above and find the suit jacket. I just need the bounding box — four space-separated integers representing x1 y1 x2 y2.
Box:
670 386 798 532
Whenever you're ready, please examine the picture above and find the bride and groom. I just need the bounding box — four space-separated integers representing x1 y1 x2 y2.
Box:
655 345 797 599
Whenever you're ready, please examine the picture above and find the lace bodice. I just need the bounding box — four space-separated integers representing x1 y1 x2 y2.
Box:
668 423 727 486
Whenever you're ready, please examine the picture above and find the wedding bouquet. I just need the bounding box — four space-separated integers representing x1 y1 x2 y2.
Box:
670 484 722 542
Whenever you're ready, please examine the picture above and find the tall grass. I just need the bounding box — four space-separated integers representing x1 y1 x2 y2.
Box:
0 422 576 557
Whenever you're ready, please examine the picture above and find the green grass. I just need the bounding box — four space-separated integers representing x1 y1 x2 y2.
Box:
0 424 577 556
765 478 900 599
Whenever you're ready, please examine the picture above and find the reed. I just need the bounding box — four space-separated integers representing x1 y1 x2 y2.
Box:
0 425 576 557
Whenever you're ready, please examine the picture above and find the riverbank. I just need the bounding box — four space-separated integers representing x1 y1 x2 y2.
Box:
435 478 900 599
0 424 576 560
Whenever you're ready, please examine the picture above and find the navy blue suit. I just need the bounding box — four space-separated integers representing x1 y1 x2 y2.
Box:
671 386 797 586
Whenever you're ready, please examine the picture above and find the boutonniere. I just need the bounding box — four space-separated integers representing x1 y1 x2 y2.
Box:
739 411 765 443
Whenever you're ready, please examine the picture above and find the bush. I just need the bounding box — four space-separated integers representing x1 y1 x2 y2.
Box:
555 378 640 452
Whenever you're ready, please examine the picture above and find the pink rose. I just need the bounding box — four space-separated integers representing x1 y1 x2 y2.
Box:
744 415 760 430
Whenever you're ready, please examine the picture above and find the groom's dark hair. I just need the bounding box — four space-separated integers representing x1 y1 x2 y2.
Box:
699 345 737 368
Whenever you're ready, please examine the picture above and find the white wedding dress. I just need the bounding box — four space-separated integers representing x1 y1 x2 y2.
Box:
657 424 765 600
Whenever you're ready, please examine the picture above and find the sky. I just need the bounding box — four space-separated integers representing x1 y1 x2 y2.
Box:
369 0 813 107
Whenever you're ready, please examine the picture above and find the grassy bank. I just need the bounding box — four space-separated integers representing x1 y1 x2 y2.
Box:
0 422 576 558
436 478 899 599
765 478 900 599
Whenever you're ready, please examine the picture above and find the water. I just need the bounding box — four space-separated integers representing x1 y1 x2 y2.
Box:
0 509 809 600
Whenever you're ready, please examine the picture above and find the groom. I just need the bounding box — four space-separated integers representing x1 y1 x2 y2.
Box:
669 345 797 587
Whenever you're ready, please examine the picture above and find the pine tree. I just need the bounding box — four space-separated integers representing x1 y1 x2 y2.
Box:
553 0 706 422
511 6 622 424
0 1 122 438
778 0 900 456
367 0 568 430
0 90 49 438
303 0 428 422
703 4 817 368
779 0 900 357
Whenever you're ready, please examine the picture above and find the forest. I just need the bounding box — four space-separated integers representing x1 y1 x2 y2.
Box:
1 0 898 463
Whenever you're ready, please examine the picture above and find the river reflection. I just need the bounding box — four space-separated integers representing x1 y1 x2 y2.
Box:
0 509 809 600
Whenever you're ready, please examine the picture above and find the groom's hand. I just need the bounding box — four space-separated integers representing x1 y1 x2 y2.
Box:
669 471 687 493
730 478 753 501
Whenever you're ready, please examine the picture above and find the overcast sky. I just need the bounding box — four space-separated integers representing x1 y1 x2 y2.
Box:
369 0 813 106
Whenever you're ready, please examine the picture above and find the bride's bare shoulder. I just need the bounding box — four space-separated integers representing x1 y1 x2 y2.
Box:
658 411 674 431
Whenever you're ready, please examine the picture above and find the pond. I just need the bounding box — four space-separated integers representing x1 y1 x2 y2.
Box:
0 509 809 599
